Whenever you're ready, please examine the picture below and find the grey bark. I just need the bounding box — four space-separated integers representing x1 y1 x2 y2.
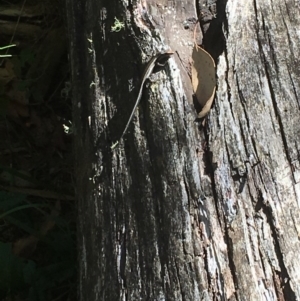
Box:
66 0 300 300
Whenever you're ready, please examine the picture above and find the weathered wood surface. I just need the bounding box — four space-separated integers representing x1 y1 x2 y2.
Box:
210 0 300 299
66 0 300 299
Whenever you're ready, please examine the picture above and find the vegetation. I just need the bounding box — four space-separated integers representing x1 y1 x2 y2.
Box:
0 0 76 300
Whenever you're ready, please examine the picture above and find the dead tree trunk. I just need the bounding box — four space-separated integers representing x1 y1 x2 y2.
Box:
66 0 300 300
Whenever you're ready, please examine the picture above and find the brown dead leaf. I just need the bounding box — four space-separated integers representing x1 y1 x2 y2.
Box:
191 45 216 117
13 235 38 258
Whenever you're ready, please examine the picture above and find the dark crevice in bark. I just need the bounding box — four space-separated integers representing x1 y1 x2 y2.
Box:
250 137 260 166
253 0 259 23
273 268 287 301
263 57 292 167
259 15 279 75
197 0 227 60
257 190 296 300
281 16 293 57
225 230 239 300
253 14 295 175
224 138 239 185
287 69 300 109
224 50 232 117
236 77 252 134
204 148 222 232
173 260 183 301
258 247 285 301
213 245 226 300
119 227 127 289
201 241 211 290
238 119 249 158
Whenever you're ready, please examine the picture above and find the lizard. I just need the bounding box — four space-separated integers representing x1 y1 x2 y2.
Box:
111 51 174 149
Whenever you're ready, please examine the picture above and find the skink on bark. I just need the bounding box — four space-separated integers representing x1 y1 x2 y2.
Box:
111 51 173 149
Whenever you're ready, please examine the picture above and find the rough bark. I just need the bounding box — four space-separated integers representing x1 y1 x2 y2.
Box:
210 0 300 299
66 0 300 300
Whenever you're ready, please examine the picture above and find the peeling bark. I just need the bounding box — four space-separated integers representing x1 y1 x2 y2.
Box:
66 0 300 300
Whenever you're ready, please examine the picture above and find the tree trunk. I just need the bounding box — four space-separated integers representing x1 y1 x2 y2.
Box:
66 0 300 300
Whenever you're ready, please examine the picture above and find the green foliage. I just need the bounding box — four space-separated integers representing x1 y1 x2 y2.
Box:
0 44 16 58
111 17 125 32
